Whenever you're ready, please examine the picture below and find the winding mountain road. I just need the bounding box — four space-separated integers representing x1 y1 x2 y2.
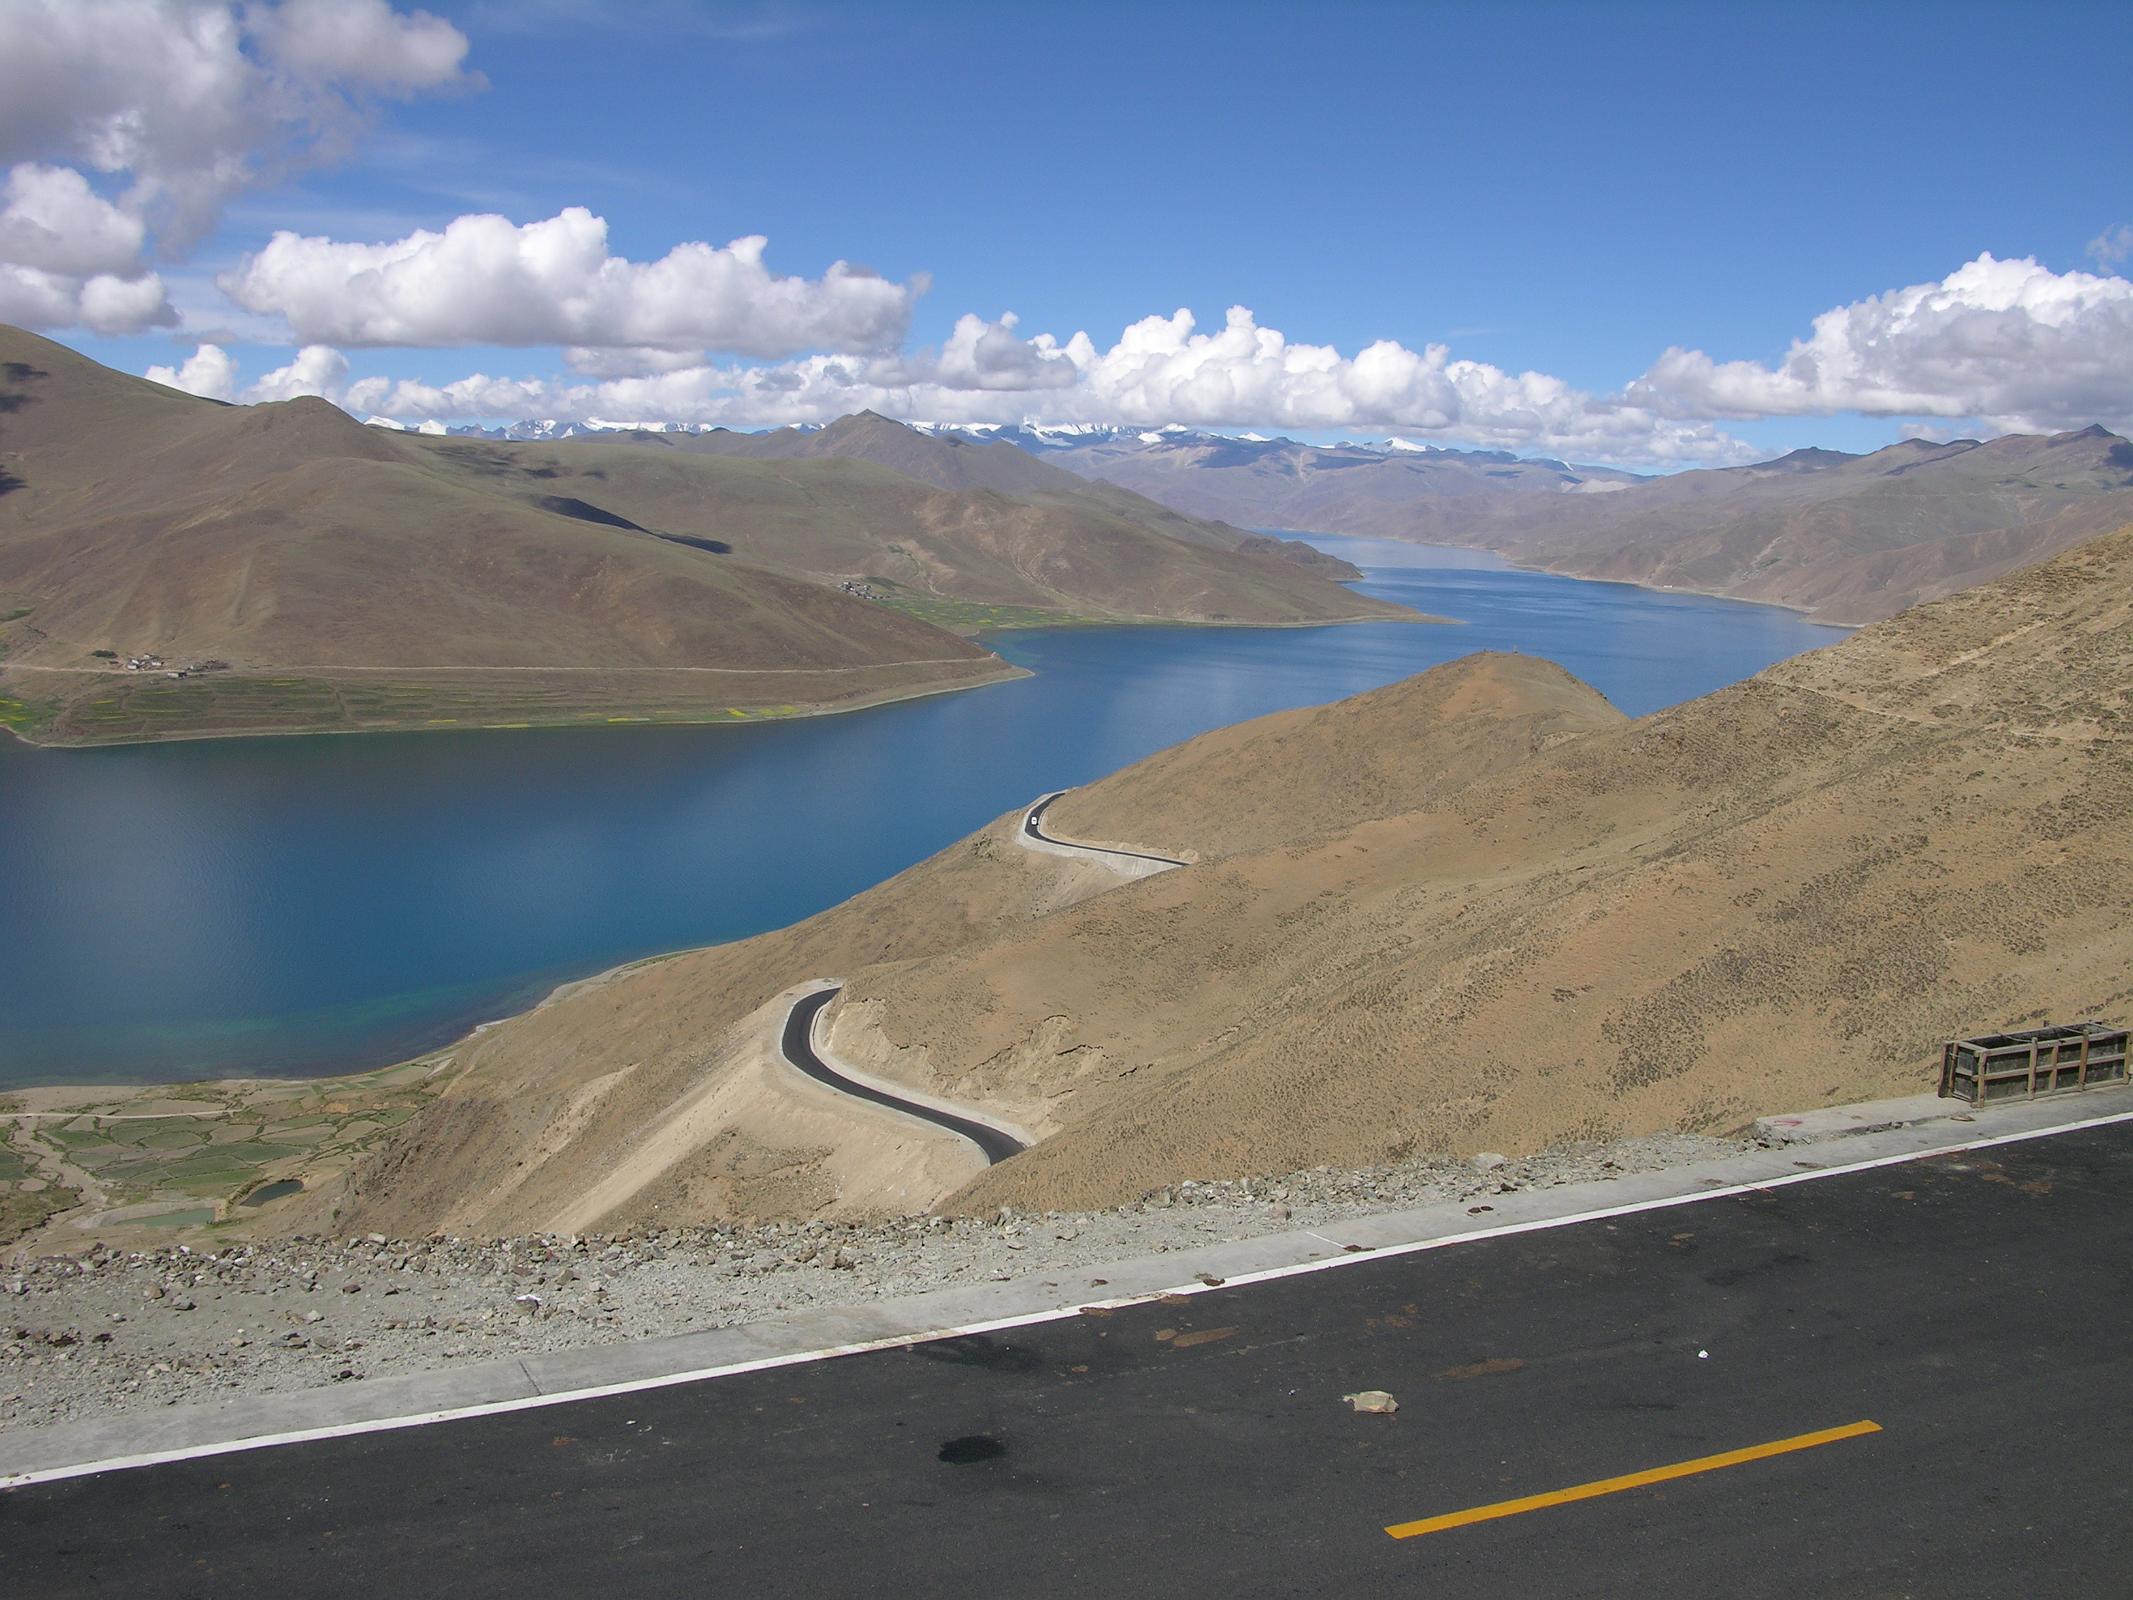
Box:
1022 790 1188 868
776 795 1181 1163
779 985 1027 1164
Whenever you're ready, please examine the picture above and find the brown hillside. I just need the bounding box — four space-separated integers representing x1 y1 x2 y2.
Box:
409 427 1402 624
919 526 2133 1210
308 812 1143 1238
1047 653 1623 861
298 653 1665 1238
1491 427 2133 623
0 326 1411 744
671 411 1369 580
0 328 1010 740
312 528 2133 1234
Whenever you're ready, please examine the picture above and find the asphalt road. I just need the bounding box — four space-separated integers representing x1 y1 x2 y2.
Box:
781 985 1025 1163
1024 791 1187 866
12 1123 2133 1598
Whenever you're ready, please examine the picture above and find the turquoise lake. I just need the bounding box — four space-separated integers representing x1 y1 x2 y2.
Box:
0 538 1847 1088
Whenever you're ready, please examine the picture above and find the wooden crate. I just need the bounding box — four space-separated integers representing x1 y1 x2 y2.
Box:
1940 1021 2130 1104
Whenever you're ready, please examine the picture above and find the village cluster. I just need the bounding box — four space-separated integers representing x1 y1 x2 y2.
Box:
91 651 230 680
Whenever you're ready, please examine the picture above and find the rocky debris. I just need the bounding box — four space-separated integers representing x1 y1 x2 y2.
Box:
1343 1390 1400 1415
0 1131 1742 1436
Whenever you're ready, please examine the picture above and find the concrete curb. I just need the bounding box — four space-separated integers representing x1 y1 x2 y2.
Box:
4 1081 2128 1487
1753 1090 1970 1145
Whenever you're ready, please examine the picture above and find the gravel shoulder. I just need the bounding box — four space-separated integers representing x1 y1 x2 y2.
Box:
0 1131 1741 1435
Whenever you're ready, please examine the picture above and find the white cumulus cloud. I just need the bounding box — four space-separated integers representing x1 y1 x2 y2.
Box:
256 304 1756 466
144 341 238 399
219 210 923 358
0 163 149 278
1630 253 2133 434
147 252 2133 469
246 344 353 403
0 0 474 247
0 0 471 333
0 261 172 335
146 340 351 405
933 311 1082 391
0 161 171 333
247 0 477 95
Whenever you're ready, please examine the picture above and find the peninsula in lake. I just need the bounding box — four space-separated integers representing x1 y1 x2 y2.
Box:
0 327 1413 745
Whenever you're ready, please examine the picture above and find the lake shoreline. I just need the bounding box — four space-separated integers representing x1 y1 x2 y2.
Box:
0 555 1842 1094
0 603 1436 752
1339 532 1866 626
0 656 1034 752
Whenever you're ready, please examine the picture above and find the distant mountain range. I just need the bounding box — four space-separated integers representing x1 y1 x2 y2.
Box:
914 419 1643 490
923 419 2133 623
1461 426 2133 622
359 403 2133 624
408 417 737 442
440 412 1636 494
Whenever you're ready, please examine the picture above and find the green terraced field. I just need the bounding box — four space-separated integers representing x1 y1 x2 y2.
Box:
0 691 50 733
0 1055 455 1245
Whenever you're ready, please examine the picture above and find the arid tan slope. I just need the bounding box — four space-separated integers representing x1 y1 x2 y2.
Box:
307 817 1136 1239
899 527 2133 1212
313 524 2133 1238
303 654 1639 1237
671 410 1370 579
1047 653 1623 860
1492 429 2133 624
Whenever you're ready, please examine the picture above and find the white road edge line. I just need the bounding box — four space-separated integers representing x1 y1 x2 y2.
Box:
8 1103 2130 1491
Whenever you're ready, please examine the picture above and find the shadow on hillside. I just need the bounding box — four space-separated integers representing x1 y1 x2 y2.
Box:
650 530 730 555
532 494 647 531
0 466 23 496
529 493 730 555
0 360 47 415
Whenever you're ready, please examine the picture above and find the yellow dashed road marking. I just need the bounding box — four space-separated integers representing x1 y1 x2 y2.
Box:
1385 1419 1883 1540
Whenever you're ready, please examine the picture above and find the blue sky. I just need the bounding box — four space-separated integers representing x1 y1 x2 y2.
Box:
8 0 2133 464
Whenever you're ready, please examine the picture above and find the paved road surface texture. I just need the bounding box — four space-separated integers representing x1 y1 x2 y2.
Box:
782 985 1025 1163
1023 791 1187 866
10 1122 2130 1597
